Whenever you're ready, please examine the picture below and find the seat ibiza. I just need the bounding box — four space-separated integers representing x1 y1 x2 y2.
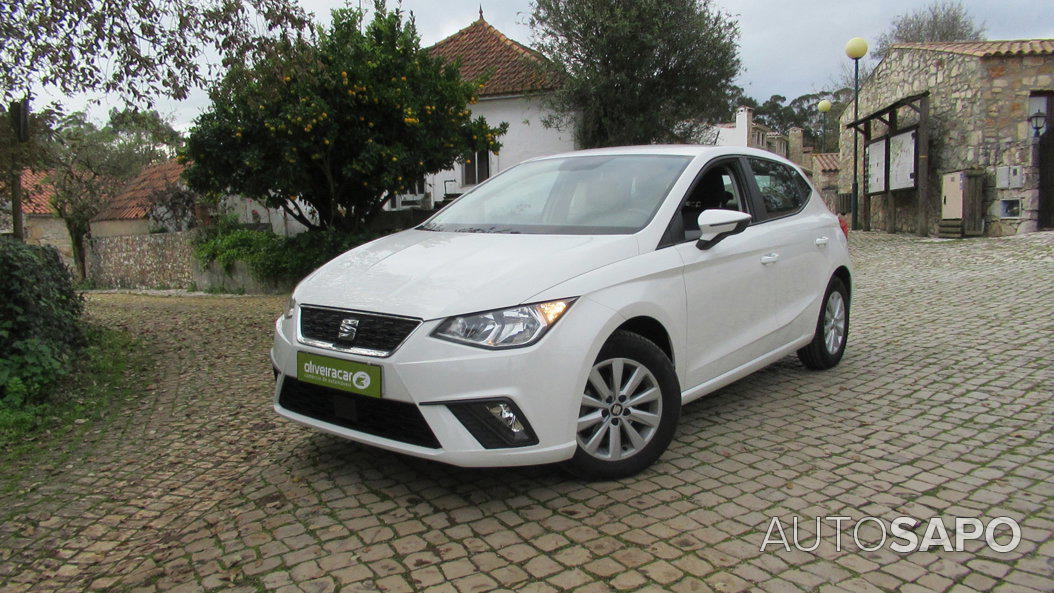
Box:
272 146 851 479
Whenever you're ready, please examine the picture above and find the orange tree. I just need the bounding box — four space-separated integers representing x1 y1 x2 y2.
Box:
183 3 507 232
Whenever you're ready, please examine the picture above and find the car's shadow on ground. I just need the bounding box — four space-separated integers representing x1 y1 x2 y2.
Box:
278 355 825 502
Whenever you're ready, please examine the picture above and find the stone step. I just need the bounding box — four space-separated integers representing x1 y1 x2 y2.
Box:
938 219 963 238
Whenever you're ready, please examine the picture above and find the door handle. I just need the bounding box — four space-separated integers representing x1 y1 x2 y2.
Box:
760 252 780 265
815 236 829 247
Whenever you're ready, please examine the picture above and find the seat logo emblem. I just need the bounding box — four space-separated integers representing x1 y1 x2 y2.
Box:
337 318 359 341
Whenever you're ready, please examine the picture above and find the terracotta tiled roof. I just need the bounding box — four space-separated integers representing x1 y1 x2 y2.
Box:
429 18 553 97
892 39 1054 57
21 170 56 216
95 160 185 221
812 153 840 173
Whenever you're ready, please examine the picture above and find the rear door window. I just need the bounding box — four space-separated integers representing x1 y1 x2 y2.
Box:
747 158 811 219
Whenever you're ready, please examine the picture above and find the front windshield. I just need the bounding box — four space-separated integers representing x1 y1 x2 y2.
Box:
419 154 692 235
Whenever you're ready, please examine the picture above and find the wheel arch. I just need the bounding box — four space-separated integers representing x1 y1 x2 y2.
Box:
613 316 674 364
832 265 851 299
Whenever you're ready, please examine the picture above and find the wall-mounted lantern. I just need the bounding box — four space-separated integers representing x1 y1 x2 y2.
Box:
1028 110 1047 138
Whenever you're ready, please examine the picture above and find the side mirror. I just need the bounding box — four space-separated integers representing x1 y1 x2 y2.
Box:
696 209 752 250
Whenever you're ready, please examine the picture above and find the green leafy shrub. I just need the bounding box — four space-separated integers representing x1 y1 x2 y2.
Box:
194 227 382 285
0 240 84 406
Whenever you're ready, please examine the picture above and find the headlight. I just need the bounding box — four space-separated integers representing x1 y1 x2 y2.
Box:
284 297 297 318
432 299 576 349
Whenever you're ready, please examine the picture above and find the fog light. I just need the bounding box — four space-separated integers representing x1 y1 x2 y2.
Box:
486 402 525 434
446 398 538 448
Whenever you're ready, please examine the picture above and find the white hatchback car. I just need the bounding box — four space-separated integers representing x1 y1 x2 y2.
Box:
272 146 851 478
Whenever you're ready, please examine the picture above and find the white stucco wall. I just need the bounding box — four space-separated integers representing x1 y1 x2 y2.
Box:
91 219 150 238
221 195 313 236
714 107 752 147
394 93 577 208
24 215 74 269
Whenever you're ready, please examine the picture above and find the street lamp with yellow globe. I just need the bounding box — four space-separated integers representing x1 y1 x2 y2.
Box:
846 37 868 230
817 99 832 153
846 37 868 61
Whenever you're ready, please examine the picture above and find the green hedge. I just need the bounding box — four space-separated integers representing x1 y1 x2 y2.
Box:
194 226 383 286
0 239 84 410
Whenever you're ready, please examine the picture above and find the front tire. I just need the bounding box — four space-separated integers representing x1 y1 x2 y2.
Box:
797 276 849 370
564 331 680 480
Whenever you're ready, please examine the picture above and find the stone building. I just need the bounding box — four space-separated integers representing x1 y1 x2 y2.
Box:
809 152 844 213
837 39 1053 236
17 170 75 268
91 160 182 238
15 162 201 271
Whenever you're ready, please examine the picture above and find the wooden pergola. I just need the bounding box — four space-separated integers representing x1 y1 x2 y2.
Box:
845 92 931 236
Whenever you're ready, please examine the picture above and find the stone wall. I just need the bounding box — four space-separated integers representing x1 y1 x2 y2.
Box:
85 216 423 291
807 169 842 214
0 200 11 233
838 48 1053 235
976 55 1051 235
87 231 194 288
192 261 295 295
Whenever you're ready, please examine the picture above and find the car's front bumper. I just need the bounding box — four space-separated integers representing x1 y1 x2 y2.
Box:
271 297 618 467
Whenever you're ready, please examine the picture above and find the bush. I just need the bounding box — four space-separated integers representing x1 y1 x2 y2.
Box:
0 239 84 405
194 227 382 286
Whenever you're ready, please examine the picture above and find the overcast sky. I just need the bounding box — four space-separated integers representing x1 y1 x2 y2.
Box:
41 0 1054 128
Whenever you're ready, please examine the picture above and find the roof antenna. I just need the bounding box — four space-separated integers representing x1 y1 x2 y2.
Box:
479 4 484 20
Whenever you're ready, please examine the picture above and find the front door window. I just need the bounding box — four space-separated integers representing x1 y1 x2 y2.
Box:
679 163 748 241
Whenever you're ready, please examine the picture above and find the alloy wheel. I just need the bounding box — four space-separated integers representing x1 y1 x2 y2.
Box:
823 291 847 354
577 358 662 461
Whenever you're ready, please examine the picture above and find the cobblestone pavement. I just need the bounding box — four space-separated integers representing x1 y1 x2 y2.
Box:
1 232 1052 593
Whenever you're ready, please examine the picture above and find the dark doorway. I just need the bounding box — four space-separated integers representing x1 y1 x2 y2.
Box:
1040 127 1053 229
1037 93 1054 230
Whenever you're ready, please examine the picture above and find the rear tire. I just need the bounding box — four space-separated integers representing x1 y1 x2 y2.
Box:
797 276 849 370
563 331 680 480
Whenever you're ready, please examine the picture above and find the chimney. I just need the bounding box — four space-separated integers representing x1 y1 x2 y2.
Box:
735 106 753 146
788 127 804 165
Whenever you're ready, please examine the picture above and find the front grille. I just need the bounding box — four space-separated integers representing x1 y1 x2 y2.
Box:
278 377 440 448
299 306 420 356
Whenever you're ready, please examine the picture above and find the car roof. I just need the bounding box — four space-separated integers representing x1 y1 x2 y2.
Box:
527 145 802 168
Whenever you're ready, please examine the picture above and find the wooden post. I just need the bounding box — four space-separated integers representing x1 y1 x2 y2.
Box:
916 95 931 236
862 120 872 231
7 101 26 241
8 155 23 241
886 110 897 232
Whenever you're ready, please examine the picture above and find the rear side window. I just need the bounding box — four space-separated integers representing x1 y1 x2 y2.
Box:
747 158 811 218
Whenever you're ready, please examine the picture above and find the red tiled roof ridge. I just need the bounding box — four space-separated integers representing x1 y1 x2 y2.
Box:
428 17 553 97
20 169 56 216
485 20 543 63
433 18 542 62
94 159 185 221
15 159 184 220
891 39 1054 57
812 152 840 173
